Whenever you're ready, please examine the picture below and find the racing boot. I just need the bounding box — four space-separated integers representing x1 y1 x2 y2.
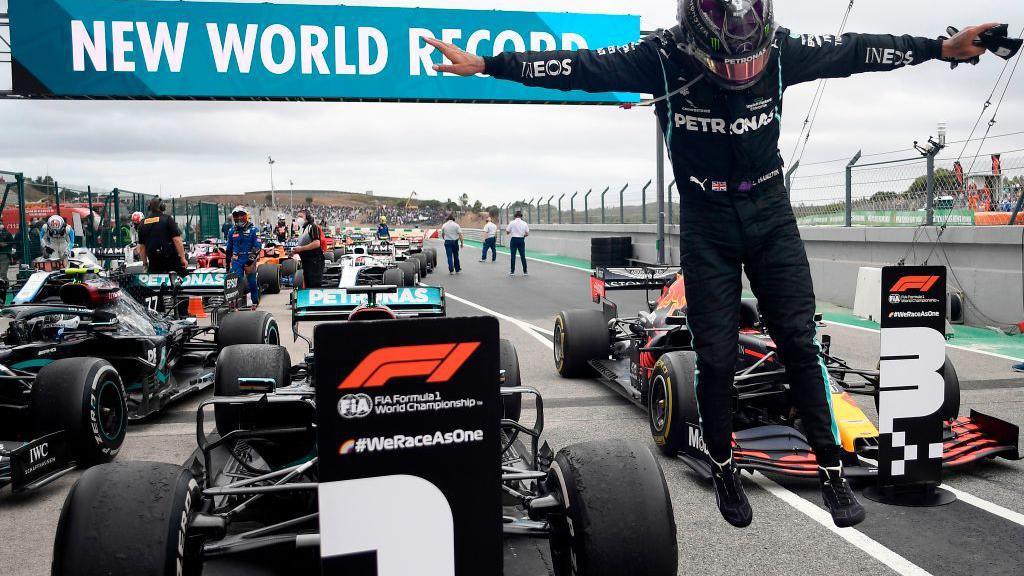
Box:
819 464 866 528
710 457 753 528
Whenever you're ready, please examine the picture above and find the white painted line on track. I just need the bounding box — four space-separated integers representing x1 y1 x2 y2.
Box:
825 320 1024 363
444 291 554 350
941 484 1024 528
749 473 933 576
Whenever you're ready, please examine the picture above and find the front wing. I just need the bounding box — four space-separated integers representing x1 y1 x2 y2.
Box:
705 410 1021 480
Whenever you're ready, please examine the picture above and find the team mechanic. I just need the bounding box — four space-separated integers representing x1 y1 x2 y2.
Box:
427 0 999 529
225 206 262 308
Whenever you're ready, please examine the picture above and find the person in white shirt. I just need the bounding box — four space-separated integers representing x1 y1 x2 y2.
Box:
440 214 464 274
505 211 529 276
480 216 498 263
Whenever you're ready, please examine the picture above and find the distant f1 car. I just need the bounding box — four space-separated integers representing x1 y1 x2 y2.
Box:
314 240 434 289
0 268 281 493
50 324 677 575
555 266 1021 479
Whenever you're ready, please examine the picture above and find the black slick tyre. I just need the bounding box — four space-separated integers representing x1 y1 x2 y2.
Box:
52 462 202 576
257 263 281 295
553 310 609 378
32 358 126 465
213 344 292 436
397 260 419 285
648 351 697 457
410 254 429 277
424 247 437 268
499 338 522 422
280 258 298 278
217 310 280 348
382 267 405 287
546 439 677 576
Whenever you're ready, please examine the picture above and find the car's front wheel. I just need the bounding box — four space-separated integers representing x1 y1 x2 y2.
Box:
52 462 202 576
32 357 126 465
648 351 697 457
546 439 677 576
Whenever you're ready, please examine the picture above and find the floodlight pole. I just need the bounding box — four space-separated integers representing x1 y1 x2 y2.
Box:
268 156 276 208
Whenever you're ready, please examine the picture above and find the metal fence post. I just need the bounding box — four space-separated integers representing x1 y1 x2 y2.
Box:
86 186 95 249
599 186 610 224
925 153 936 227
113 188 121 248
619 184 629 224
526 198 535 222
558 194 565 224
16 174 29 262
785 160 801 194
641 180 652 224
667 180 676 226
499 203 506 225
536 198 543 224
584 189 593 224
845 151 862 228
570 192 578 224
546 195 554 223
656 118 666 263
54 180 60 216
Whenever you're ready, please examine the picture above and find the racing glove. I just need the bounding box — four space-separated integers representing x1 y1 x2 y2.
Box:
942 24 1023 68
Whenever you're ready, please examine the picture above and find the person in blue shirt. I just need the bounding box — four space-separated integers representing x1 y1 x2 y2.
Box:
225 206 262 308
376 216 390 241
221 219 233 241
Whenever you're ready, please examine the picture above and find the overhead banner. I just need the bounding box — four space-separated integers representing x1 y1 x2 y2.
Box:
8 0 640 104
877 266 947 488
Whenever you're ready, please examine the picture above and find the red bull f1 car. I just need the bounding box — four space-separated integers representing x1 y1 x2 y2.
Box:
554 266 1020 479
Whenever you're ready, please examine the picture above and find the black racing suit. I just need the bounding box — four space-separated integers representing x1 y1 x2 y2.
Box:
485 27 944 465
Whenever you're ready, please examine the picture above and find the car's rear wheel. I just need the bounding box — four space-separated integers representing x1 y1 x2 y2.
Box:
52 462 202 576
257 263 281 295
553 310 609 378
217 310 279 348
397 260 419 285
648 351 697 457
214 344 293 436
383 267 405 287
280 258 298 278
499 338 522 422
410 253 429 277
32 358 126 465
333 248 346 261
546 439 677 576
294 269 305 290
424 247 438 268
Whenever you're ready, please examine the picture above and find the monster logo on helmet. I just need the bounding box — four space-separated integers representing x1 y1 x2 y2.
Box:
679 0 777 90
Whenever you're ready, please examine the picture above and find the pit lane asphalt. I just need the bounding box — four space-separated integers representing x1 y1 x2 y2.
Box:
1 244 1021 576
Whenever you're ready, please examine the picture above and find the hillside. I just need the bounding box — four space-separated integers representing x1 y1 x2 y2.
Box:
185 190 406 208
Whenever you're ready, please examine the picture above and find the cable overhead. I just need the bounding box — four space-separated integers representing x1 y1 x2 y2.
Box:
787 0 855 170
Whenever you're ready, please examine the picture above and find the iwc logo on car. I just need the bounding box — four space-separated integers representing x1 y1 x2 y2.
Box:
338 393 374 419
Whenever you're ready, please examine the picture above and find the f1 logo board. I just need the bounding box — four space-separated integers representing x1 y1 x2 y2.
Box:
314 317 501 576
878 266 947 487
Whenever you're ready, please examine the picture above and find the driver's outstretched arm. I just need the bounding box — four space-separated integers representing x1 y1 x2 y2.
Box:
483 40 664 95
426 36 664 95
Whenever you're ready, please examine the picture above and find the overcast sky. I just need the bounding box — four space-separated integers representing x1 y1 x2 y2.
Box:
1 0 1022 205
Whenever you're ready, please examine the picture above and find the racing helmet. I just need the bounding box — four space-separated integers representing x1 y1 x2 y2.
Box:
379 216 387 225
277 213 286 223
46 215 66 236
678 0 777 90
231 206 250 228
131 211 144 226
